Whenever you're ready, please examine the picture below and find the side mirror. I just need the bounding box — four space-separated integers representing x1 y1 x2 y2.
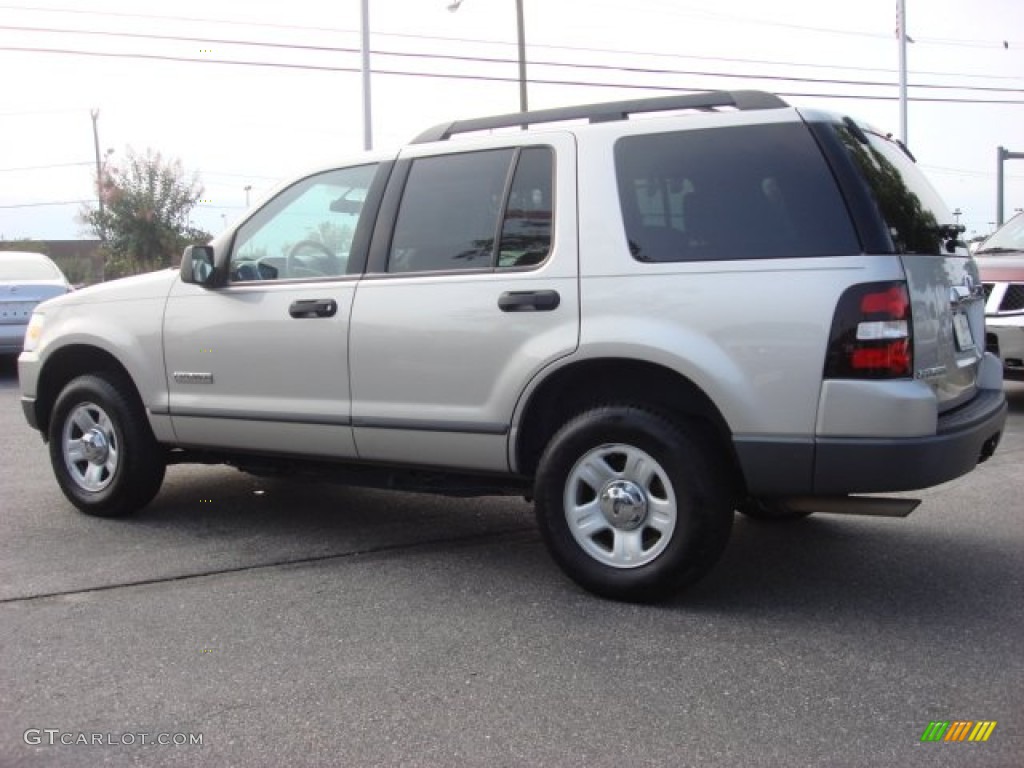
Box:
180 245 220 287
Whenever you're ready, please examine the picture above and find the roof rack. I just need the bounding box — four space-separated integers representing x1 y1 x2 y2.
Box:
412 90 789 144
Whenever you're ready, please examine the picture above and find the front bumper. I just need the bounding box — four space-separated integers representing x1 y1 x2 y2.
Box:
21 396 39 431
0 323 28 355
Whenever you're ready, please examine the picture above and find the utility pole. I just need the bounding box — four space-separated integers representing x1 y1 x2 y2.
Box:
449 0 528 113
515 0 527 112
90 109 105 239
996 146 1024 226
897 0 909 146
360 0 372 150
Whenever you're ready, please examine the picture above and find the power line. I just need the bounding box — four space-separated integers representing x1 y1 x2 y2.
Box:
0 3 337 36
0 107 88 117
642 4 1021 50
0 161 92 173
377 46 1024 96
203 171 281 182
477 36 1024 85
7 0 1018 49
0 23 341 56
921 164 1024 180
1 2 1020 83
6 22 1021 96
0 200 89 209
1 22 1021 98
915 35 1019 50
2 44 1023 106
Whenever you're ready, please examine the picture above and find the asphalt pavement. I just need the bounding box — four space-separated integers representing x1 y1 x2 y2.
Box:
1 354 1021 767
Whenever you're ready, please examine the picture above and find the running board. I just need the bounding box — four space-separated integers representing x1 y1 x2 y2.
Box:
784 496 921 518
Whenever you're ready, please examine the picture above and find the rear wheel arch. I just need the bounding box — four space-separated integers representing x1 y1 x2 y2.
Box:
514 358 742 489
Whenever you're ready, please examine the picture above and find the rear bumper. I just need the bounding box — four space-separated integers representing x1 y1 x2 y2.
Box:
736 387 1007 496
813 387 1006 493
0 323 28 355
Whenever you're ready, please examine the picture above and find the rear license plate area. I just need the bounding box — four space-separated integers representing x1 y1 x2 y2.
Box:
953 312 975 351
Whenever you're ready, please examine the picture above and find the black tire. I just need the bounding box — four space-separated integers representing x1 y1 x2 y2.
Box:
737 498 812 521
534 406 734 602
48 373 166 518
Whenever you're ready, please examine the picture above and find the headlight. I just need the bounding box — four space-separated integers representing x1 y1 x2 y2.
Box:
23 313 45 352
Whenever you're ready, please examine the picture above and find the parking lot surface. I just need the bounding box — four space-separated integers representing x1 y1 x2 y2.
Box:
1 355 1021 767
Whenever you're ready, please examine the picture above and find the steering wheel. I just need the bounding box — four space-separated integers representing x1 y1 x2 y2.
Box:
231 256 277 282
287 239 336 278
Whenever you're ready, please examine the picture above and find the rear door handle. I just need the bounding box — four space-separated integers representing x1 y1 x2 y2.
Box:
289 299 338 318
498 290 560 312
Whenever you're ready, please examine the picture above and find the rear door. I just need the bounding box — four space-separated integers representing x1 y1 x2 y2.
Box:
348 133 578 472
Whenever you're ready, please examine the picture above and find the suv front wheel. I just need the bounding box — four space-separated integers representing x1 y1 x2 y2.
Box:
534 406 734 602
48 373 166 518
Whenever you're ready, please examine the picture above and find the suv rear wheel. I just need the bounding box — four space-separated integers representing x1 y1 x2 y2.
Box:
534 406 733 602
48 373 166 518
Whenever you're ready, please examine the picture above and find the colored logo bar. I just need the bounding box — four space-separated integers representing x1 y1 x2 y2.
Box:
920 721 997 742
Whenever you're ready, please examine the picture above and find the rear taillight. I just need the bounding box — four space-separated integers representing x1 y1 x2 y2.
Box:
824 281 912 379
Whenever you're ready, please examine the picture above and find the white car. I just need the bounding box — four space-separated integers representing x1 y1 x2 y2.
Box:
976 213 1024 381
0 251 71 356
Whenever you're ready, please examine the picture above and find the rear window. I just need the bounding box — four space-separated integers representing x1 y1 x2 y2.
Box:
614 122 859 262
0 255 62 280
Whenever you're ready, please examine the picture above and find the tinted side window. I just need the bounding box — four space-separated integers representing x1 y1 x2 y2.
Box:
388 149 514 274
615 123 859 262
498 148 554 268
231 164 376 282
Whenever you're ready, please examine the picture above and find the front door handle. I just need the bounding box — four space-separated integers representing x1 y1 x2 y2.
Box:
289 299 337 318
498 290 560 312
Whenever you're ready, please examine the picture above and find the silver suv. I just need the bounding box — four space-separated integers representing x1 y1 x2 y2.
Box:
19 90 1007 601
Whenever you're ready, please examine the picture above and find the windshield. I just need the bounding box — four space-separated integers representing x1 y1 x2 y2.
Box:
977 213 1024 255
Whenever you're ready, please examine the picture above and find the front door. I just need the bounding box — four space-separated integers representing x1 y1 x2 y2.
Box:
163 164 380 458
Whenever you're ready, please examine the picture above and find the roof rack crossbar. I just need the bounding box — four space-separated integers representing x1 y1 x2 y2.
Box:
412 90 788 144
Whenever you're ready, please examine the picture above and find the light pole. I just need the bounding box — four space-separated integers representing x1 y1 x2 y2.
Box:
896 0 908 145
448 0 528 112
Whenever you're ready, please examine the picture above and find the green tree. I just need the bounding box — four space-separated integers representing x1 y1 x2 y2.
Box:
82 148 210 278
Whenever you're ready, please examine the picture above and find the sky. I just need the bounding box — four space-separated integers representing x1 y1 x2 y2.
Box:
1 0 1022 242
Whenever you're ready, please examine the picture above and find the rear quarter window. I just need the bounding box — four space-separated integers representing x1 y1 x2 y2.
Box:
614 122 859 262
832 122 954 256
